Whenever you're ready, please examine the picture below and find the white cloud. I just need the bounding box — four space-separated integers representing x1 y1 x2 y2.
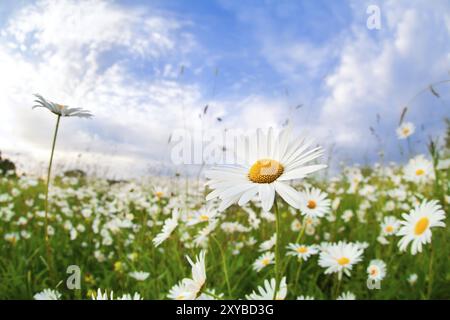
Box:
0 0 202 178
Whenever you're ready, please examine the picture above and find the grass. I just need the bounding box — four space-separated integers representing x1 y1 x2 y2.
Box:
0 160 448 300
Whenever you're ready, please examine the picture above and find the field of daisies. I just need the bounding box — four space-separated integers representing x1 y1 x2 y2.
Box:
0 95 449 300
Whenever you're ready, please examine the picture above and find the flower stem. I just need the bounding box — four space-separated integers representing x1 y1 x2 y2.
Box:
273 196 281 299
212 235 232 298
44 115 60 282
427 244 434 299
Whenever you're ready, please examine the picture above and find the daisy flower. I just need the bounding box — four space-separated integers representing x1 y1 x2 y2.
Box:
397 200 446 255
259 234 276 251
153 209 179 247
366 259 387 282
92 289 114 300
34 289 61 300
318 242 364 279
337 291 356 300
246 277 287 300
407 273 418 286
381 216 400 236
298 187 331 219
117 292 143 300
396 122 415 139
253 252 275 272
128 271 150 281
286 243 318 261
205 127 326 212
168 251 207 300
403 155 435 184
186 206 219 226
168 281 192 300
33 94 93 118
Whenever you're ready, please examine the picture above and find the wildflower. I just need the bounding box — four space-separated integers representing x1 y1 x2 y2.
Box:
205 127 326 212
286 243 318 261
403 155 434 184
407 273 418 285
367 259 387 282
259 234 276 251
396 122 415 139
153 209 179 247
91 289 114 300
34 289 61 300
318 242 364 278
246 277 287 300
129 271 150 281
397 200 445 255
298 187 331 219
337 291 356 300
168 251 207 300
381 216 400 236
33 94 93 118
253 252 275 272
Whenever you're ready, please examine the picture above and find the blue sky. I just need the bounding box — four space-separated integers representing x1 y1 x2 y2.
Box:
0 0 449 177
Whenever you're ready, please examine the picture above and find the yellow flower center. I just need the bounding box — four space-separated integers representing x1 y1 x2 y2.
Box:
262 258 270 266
155 191 164 198
414 217 429 235
307 200 317 209
370 267 378 276
337 257 350 266
402 128 410 135
176 294 185 300
248 159 284 183
415 169 425 176
296 246 308 254
199 214 209 221
385 225 394 233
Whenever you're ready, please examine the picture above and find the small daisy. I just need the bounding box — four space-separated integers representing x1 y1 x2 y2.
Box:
253 252 275 272
128 271 150 281
259 234 276 252
381 216 400 236
246 277 287 300
34 289 61 300
407 273 418 286
318 242 364 279
205 127 326 212
153 209 179 247
366 259 387 282
117 292 143 300
187 206 219 226
337 291 356 300
396 122 415 139
403 155 435 184
92 289 114 300
33 94 93 118
286 243 318 261
397 200 445 255
168 251 207 300
298 187 331 219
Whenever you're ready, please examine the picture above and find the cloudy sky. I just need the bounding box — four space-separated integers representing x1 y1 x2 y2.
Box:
0 0 449 178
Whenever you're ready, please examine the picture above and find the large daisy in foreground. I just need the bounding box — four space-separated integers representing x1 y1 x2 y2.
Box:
205 127 326 212
397 199 445 255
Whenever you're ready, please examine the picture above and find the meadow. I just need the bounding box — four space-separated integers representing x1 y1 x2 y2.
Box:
0 128 448 300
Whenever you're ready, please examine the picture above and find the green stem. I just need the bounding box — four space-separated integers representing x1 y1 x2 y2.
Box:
44 115 60 283
212 235 232 298
273 196 281 299
427 245 434 299
294 259 303 293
